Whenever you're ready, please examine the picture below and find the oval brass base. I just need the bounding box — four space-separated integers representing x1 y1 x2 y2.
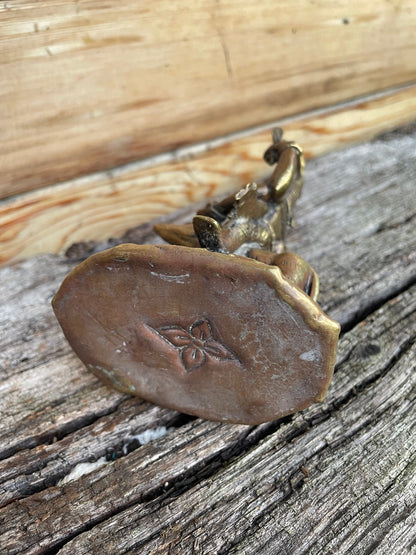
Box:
53 244 340 425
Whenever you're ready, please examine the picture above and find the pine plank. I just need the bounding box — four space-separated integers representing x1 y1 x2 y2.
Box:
1 85 416 267
1 0 416 197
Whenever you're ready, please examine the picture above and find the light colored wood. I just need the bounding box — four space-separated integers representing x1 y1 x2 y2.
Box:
0 127 415 553
1 0 416 197
1 85 416 266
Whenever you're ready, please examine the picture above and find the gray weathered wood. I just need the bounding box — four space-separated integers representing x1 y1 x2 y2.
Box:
60 291 416 555
0 125 415 554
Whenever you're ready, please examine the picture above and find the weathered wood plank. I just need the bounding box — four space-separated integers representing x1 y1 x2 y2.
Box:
57 290 416 555
287 125 416 328
1 0 416 197
1 86 416 267
1 285 414 554
0 126 415 553
0 398 181 508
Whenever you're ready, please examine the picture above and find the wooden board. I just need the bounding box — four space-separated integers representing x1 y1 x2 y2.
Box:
1 0 416 198
1 85 416 267
0 124 415 553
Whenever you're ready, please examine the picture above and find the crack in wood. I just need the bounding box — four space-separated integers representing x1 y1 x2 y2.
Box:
0 411 196 509
0 394 128 463
35 329 415 553
3 315 414 553
220 401 415 555
374 210 416 234
339 277 416 332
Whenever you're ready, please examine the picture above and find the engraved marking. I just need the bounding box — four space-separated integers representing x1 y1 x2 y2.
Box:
150 271 190 283
148 318 241 372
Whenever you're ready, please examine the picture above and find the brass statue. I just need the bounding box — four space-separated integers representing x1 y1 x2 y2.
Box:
155 128 318 301
52 129 339 425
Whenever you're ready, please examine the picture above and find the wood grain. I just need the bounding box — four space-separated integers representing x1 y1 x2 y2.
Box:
0 126 415 554
1 85 416 267
1 0 416 197
58 294 416 555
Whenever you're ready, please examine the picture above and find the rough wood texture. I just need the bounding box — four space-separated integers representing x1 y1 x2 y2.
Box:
1 0 416 197
1 85 416 267
0 125 415 554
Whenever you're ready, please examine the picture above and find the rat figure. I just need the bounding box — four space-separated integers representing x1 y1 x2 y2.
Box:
155 128 317 300
52 129 339 425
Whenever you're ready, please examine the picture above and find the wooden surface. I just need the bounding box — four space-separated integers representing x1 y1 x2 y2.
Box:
0 126 415 553
1 85 416 267
1 0 416 198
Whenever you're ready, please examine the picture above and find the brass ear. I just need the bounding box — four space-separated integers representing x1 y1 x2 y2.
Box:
193 215 226 253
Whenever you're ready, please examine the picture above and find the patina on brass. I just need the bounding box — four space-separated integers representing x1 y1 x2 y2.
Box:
155 127 304 258
53 129 340 425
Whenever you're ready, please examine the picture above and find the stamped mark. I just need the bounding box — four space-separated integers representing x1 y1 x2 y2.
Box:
148 318 240 372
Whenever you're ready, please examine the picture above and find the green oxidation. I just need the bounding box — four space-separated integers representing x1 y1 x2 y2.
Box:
88 364 132 392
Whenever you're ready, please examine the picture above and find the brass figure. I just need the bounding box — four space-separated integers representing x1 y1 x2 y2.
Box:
53 129 340 425
155 128 318 300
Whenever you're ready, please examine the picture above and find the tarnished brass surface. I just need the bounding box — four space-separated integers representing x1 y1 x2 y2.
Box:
53 129 340 424
155 128 304 257
53 244 340 425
